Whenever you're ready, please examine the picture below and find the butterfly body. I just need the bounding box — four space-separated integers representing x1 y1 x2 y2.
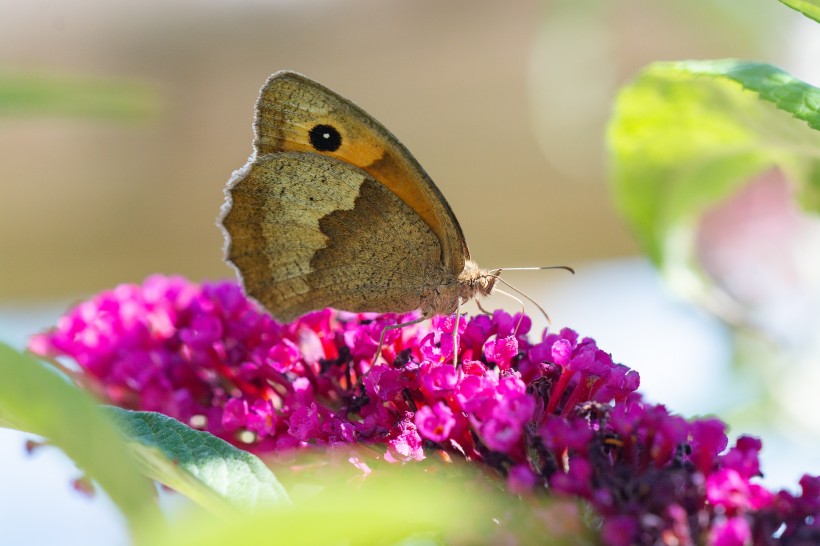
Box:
220 71 497 323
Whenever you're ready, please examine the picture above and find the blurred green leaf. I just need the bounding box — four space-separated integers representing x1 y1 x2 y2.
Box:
148 463 583 546
0 343 161 542
608 60 820 266
109 408 290 512
779 0 820 23
0 70 160 120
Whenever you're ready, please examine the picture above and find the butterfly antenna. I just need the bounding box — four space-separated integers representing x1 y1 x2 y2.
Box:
484 265 574 325
488 274 553 324
494 265 575 274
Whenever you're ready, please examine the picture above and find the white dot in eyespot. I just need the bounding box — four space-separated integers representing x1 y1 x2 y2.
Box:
323 133 330 139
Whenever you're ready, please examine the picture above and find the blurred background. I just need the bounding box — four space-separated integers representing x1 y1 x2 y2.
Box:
3 0 805 301
1 0 818 544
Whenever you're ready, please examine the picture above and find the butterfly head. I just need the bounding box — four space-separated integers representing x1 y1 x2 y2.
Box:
458 260 500 302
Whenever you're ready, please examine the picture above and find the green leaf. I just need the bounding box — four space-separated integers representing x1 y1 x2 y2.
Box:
0 343 287 532
108 408 290 512
0 70 160 120
148 464 582 546
0 343 161 541
779 0 820 23
608 60 820 267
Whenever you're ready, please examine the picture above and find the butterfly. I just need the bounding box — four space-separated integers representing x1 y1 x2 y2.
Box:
219 70 502 342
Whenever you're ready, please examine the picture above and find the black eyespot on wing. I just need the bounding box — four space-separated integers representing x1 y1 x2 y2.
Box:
309 124 342 152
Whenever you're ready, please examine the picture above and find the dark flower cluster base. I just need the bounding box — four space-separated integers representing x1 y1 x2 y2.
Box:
30 276 820 546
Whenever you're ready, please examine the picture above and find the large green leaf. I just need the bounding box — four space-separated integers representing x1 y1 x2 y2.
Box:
0 343 160 541
0 344 288 542
608 60 820 269
779 0 820 23
109 408 290 512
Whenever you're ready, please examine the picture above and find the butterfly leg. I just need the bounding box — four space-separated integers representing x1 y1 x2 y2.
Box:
493 288 526 335
452 299 462 367
476 299 493 316
370 312 432 370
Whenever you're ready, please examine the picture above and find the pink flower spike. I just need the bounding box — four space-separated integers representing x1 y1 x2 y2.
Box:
460 359 487 376
415 402 456 443
720 435 763 479
688 418 727 474
221 398 248 432
508 464 538 494
484 335 519 371
600 515 639 546
179 313 223 349
27 333 53 358
432 313 464 336
746 483 773 510
385 416 424 463
287 403 321 442
708 516 751 546
707 469 752 512
420 361 458 397
551 339 572 365
558 328 579 346
497 375 526 397
419 331 455 364
290 377 314 404
246 399 277 437
799 474 820 511
363 364 403 402
492 309 516 338
268 338 301 373
456 374 496 420
481 413 522 454
29 276 820 545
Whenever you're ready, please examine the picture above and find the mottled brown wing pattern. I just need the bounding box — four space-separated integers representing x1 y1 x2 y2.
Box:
220 152 452 322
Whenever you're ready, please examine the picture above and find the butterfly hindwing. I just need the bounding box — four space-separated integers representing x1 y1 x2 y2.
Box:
221 152 451 322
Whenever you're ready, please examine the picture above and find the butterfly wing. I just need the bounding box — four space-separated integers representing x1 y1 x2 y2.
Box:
220 152 454 322
252 70 469 276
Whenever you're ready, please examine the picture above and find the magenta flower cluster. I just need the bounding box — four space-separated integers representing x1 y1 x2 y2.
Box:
30 275 820 546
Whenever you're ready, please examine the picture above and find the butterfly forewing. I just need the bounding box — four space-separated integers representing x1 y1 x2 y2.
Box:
252 71 469 274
